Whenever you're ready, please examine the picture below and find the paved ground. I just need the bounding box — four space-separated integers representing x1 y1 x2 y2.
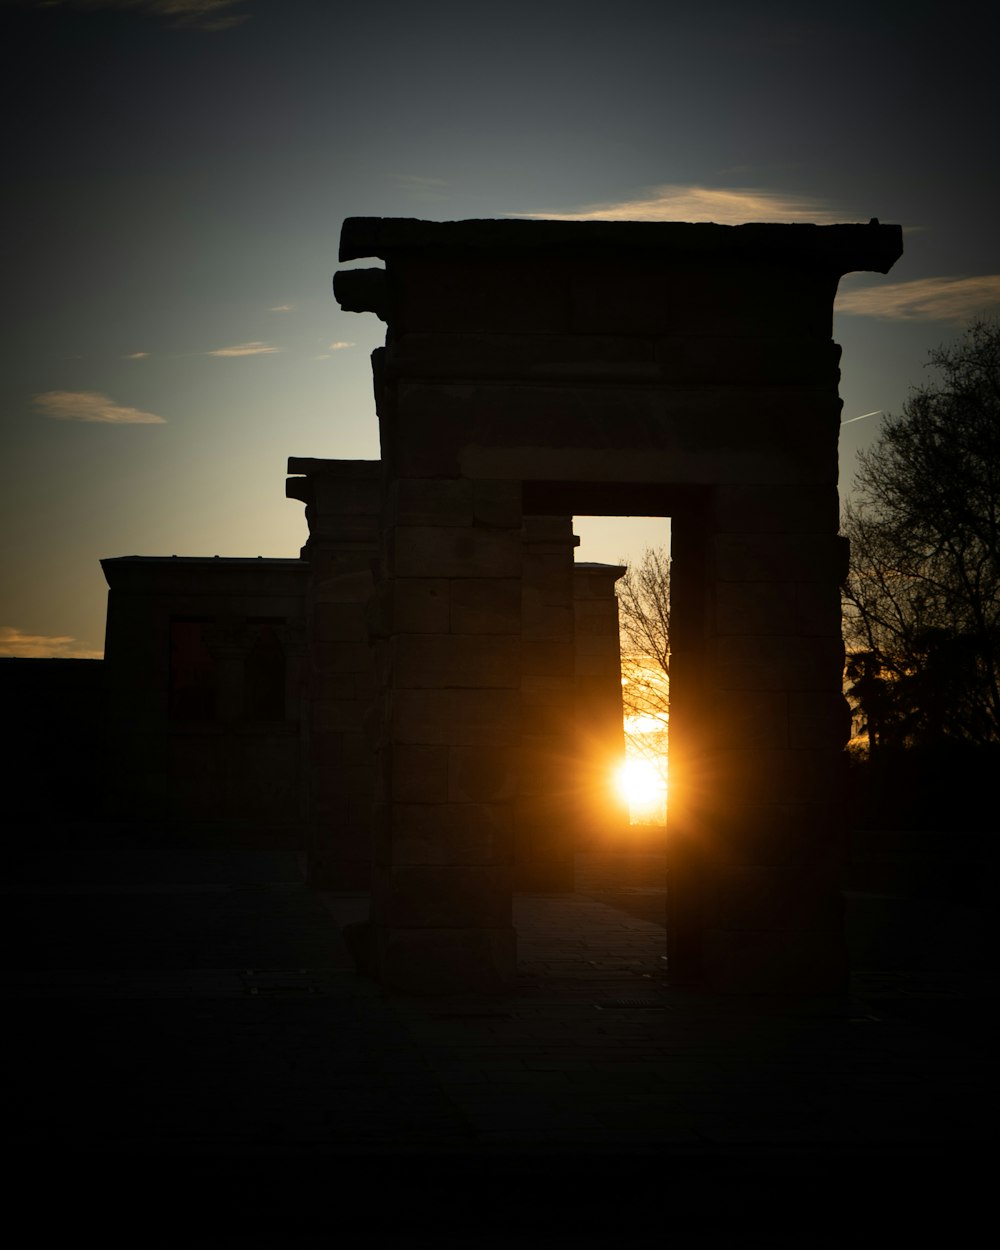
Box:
4 836 992 1243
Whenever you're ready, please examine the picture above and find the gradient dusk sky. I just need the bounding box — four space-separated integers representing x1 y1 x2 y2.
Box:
3 0 998 657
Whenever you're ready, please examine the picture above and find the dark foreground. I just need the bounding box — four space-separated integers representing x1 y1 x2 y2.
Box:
4 831 993 1245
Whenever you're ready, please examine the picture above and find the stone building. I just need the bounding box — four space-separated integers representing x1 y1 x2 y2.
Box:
97 212 902 999
99 461 630 884
101 555 309 843
333 215 902 995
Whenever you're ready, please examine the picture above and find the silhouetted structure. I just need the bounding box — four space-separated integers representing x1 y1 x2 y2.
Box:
97 463 629 888
34 214 904 998
334 216 902 994
101 556 308 842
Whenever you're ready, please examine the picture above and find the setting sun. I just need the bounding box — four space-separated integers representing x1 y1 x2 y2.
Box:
615 755 668 826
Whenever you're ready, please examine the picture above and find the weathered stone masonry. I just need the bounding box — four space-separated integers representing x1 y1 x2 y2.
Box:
337 216 902 995
285 458 382 889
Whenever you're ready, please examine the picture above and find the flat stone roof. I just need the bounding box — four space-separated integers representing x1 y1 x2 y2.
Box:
101 556 305 566
100 555 308 591
340 217 903 274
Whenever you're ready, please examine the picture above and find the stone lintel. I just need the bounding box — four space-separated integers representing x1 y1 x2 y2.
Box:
340 217 903 276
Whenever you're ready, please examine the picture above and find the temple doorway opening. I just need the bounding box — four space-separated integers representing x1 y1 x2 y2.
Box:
573 514 671 831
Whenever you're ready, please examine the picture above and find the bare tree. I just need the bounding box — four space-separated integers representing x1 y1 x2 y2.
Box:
843 319 1000 751
616 546 670 763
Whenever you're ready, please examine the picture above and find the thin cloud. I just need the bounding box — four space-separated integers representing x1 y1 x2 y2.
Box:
206 341 280 357
836 275 1000 322
34 390 166 424
0 626 102 660
41 1 250 31
395 175 449 202
269 304 294 313
312 342 356 360
511 184 847 225
123 351 149 359
312 341 356 359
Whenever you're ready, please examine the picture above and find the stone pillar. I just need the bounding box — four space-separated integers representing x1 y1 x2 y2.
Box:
697 485 851 993
286 458 382 889
516 516 579 891
369 477 522 993
662 499 711 984
572 562 629 847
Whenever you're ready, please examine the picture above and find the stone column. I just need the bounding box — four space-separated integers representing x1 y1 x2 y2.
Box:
572 562 629 847
286 459 382 890
662 499 711 984
516 516 579 891
369 477 522 993
696 484 850 993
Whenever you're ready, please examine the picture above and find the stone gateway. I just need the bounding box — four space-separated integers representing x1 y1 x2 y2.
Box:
335 216 902 995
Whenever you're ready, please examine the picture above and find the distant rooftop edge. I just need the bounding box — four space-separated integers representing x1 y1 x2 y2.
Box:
101 556 306 566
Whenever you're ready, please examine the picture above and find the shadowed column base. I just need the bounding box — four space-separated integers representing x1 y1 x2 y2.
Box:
514 858 575 893
373 926 517 994
704 929 848 995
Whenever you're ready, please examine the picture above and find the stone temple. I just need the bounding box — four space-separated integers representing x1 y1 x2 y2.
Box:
98 216 902 997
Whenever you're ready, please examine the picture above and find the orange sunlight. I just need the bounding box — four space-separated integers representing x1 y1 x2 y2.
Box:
615 735 668 826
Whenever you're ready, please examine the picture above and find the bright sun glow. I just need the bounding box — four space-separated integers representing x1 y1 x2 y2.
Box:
615 755 668 826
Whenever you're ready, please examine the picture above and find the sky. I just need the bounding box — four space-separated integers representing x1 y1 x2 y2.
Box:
2 0 998 658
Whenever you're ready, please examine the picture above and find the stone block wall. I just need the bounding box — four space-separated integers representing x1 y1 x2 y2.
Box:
337 216 903 994
517 516 580 891
101 556 308 843
686 485 852 990
286 458 382 888
368 476 523 991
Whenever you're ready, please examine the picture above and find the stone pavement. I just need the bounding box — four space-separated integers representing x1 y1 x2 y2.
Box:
4 838 992 1242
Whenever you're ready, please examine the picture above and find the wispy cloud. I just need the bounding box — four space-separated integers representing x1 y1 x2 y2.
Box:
511 184 849 225
0 626 102 660
123 351 149 359
41 1 250 32
312 340 356 360
34 390 166 424
394 175 449 203
836 275 1000 322
206 341 280 357
269 304 294 313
